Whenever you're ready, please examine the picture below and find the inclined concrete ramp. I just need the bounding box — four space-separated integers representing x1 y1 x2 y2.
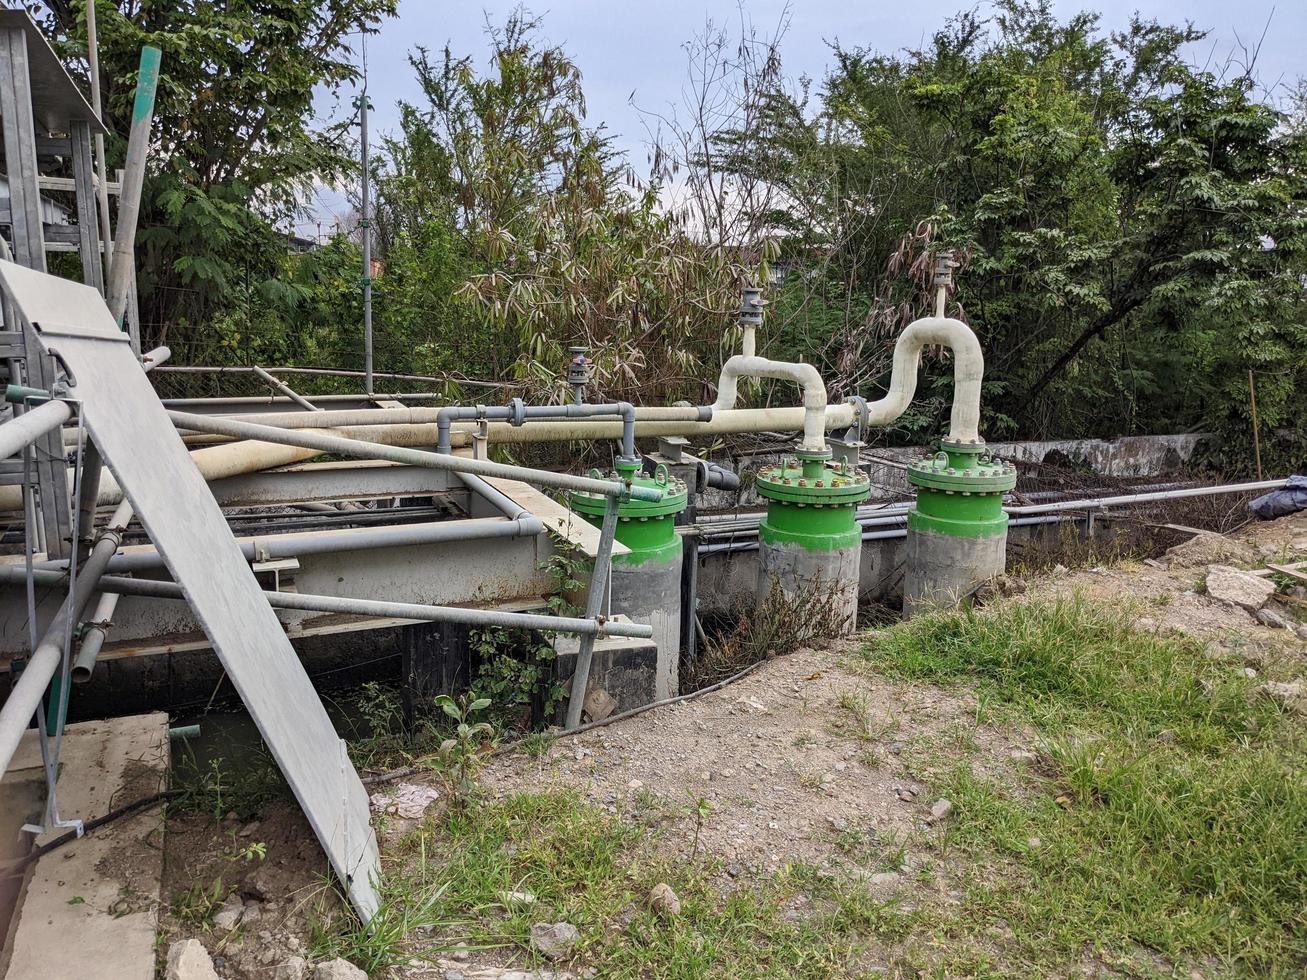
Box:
0 260 381 920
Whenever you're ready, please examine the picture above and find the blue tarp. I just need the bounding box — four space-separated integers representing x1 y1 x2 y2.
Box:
1250 475 1307 520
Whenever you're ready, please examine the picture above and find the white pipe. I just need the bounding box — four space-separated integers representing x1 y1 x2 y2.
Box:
2 404 860 512
865 316 985 446
712 356 829 454
0 400 72 461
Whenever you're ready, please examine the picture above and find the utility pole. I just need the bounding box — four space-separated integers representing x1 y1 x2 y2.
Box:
354 35 374 396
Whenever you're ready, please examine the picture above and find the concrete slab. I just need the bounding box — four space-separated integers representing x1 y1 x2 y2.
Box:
2 712 168 980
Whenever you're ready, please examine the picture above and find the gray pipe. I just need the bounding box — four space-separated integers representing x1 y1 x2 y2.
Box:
0 567 654 641
165 409 663 503
0 500 132 780
71 590 119 682
0 400 72 461
436 400 643 459
457 472 532 521
252 365 318 412
33 515 545 576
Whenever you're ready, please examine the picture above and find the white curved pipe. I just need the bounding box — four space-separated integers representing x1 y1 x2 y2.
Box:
712 356 829 454
866 316 984 446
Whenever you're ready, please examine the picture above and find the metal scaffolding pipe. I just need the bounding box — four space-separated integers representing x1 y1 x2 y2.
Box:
1003 479 1289 515
71 590 119 682
0 567 654 640
252 365 318 412
0 400 71 461
30 515 545 576
165 410 664 502
0 500 132 780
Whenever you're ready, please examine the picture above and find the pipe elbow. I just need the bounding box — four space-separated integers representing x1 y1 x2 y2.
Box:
866 316 985 446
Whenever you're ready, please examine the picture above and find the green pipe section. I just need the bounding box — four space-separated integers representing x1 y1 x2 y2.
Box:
906 443 1017 538
756 456 871 552
573 461 687 566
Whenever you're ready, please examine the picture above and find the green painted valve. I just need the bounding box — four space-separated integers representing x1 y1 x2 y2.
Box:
756 453 871 552
572 460 689 566
906 442 1017 539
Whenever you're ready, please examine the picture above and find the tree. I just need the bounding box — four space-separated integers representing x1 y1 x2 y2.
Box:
37 0 396 360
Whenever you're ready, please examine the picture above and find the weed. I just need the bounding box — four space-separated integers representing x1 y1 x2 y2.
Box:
434 693 495 800
519 731 556 758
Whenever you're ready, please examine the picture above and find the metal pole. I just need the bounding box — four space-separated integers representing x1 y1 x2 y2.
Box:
565 493 621 729
106 44 161 344
252 365 319 412
356 42 374 396
70 589 119 682
85 0 114 288
1247 369 1263 481
165 409 663 502
0 400 71 460
34 514 545 575
0 499 131 779
0 567 655 641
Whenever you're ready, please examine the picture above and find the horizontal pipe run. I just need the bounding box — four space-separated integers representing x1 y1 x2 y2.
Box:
1003 479 1289 515
0 567 654 640
0 400 72 461
695 514 1068 555
165 410 663 503
154 365 507 389
31 516 545 576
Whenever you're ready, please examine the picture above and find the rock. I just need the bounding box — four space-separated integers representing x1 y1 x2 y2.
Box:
369 782 440 819
1026 837 1042 849
1243 667 1259 679
1052 564 1069 576
828 816 849 832
726 863 742 878
166 940 220 980
1259 681 1305 712
1296 624 1307 641
868 871 902 893
1205 565 1275 611
273 956 310 980
238 820 260 838
529 921 580 960
212 893 246 932
498 890 537 908
1009 749 1038 763
1166 534 1256 569
887 742 904 755
894 786 916 803
583 685 616 723
1155 729 1177 744
927 799 955 825
626 779 643 791
648 882 681 919
1255 607 1292 630
313 959 368 980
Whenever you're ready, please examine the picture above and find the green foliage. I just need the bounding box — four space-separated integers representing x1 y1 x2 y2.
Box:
38 0 396 360
433 693 494 799
469 628 564 731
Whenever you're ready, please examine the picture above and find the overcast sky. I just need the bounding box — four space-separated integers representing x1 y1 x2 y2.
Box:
300 0 1303 236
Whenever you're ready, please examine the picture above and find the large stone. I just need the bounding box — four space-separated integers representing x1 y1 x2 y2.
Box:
1205 565 1274 610
529 921 580 960
313 959 368 980
212 892 246 932
166 940 220 980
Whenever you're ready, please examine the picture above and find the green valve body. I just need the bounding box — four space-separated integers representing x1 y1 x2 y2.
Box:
756 455 871 551
905 443 1017 538
571 461 688 565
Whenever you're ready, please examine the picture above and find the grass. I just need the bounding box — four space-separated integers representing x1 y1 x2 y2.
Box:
316 790 916 978
861 596 1307 977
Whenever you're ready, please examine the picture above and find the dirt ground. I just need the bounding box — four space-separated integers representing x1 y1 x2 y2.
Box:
154 510 1307 978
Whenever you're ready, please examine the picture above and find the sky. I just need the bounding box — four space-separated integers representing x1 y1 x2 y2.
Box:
299 0 1304 236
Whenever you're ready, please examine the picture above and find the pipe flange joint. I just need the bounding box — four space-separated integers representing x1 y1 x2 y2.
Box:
756 456 870 507
507 397 526 427
572 463 688 521
845 395 870 441
907 443 1016 495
